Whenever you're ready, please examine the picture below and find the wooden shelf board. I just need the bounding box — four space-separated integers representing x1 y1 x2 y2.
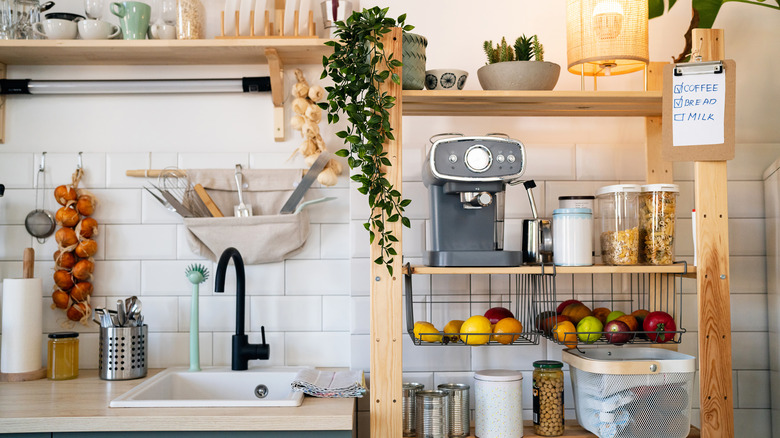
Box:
0 39 332 66
462 421 701 437
402 90 662 117
406 264 695 276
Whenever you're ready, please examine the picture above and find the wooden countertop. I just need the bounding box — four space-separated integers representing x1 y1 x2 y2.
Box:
0 369 355 433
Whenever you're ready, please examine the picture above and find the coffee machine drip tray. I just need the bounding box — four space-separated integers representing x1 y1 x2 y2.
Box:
426 250 524 267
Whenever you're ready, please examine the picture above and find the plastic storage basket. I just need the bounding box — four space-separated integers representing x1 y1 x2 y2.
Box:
562 347 695 438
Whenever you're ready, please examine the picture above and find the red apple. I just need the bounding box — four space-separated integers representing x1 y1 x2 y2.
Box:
484 307 514 325
556 299 581 315
604 320 632 345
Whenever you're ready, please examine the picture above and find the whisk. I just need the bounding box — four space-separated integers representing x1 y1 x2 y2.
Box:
156 167 211 218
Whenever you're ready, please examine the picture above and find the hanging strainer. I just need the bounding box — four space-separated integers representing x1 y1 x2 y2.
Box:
25 154 56 243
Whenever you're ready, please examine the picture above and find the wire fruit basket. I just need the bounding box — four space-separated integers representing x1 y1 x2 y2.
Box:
562 347 695 438
404 268 539 346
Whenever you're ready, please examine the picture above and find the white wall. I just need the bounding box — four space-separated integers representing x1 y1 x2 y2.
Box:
0 0 777 437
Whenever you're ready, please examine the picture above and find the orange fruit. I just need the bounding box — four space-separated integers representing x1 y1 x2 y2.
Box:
492 317 523 345
562 302 592 325
615 315 639 331
553 321 578 349
461 315 492 345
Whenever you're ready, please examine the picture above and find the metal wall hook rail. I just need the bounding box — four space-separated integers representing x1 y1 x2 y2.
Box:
39 151 46 172
77 151 83 170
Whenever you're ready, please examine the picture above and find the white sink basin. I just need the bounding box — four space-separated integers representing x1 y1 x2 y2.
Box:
110 366 308 408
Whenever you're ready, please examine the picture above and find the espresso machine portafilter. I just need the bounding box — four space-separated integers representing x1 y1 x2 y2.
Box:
423 134 526 267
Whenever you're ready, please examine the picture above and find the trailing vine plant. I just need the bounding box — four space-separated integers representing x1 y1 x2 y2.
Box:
320 7 413 275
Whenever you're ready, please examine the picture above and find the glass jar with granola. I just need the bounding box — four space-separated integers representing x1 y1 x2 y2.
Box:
596 184 641 265
176 0 205 39
639 184 679 265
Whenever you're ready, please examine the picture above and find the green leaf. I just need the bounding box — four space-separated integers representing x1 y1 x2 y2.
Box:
401 217 411 228
400 199 411 207
374 256 384 265
387 265 393 276
693 0 724 28
648 0 665 18
387 248 397 256
668 0 678 9
335 149 349 157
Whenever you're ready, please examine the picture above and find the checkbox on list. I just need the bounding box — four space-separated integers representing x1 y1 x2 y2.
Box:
674 98 683 108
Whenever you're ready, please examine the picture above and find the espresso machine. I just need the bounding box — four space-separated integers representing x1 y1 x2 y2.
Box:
423 134 526 266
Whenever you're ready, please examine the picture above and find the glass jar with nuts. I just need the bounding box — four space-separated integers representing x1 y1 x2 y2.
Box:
533 360 564 436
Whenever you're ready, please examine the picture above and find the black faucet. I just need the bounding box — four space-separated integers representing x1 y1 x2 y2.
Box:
214 247 269 370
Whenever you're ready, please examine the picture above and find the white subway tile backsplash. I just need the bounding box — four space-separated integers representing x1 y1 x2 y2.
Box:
350 221 370 259
285 331 350 367
322 295 350 331
179 153 249 170
78 332 100 369
306 187 350 224
350 296 370 335
242 262 285 295
285 259 349 295
142 190 182 224
0 189 35 224
93 260 141 296
138 296 179 332
544 181 617 218
734 408 771 438
728 181 765 218
0 226 33 260
506 182 544 219
36 152 107 189
729 143 780 181
402 146 425 182
321 224 349 259
249 295 322 332
105 224 177 260
732 332 769 370
350 258 370 296
402 182 429 221
180 295 237 332
575 143 645 181
471 343 545 371
147 332 213 368
731 295 768 332
0 153 33 187
402 220 425 259
729 219 766 256
402 337 470 372
142 260 211 295
290 224 321 259
737 370 771 408
730 256 766 293
91 189 142 224
105 152 177 188
523 144 576 181
350 334 370 372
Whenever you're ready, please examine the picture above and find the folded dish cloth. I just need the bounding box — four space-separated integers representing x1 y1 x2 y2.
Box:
291 369 367 398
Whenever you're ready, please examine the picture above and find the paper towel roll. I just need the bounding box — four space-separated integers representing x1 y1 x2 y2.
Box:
1 278 43 374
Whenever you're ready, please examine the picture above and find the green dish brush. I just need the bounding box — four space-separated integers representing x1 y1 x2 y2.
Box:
185 264 209 372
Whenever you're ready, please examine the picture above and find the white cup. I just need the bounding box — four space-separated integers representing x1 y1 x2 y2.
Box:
78 19 120 39
148 22 175 39
33 18 78 39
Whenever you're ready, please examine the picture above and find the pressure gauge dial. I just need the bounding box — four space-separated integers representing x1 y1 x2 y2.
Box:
464 144 492 173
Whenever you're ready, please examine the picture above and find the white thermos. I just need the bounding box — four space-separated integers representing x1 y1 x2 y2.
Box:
1 248 44 378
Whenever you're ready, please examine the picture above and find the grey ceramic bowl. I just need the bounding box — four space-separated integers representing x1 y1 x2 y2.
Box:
425 69 468 90
477 61 561 91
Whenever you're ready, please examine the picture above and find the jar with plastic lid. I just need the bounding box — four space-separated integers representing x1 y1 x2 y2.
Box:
47 332 79 380
533 360 564 436
553 208 593 266
595 184 642 265
639 184 679 265
474 370 523 438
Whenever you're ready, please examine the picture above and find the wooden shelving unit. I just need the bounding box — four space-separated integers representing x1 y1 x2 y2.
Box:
371 28 733 438
406 263 694 276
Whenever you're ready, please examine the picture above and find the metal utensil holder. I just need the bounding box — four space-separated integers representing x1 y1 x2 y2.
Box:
99 324 148 380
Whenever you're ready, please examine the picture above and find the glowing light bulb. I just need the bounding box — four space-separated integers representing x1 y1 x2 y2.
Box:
592 0 624 40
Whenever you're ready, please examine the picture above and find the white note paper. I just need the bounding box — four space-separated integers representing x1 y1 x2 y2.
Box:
671 70 726 147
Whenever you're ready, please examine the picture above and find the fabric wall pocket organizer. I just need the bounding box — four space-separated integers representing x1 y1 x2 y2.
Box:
183 168 312 265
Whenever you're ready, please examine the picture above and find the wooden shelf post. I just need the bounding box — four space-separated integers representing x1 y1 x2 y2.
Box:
369 27 404 438
0 62 6 143
692 28 734 438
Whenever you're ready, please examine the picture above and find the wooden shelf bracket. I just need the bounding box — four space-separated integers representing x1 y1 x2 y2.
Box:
265 47 285 142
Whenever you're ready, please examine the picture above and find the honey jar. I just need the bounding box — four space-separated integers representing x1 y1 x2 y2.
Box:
47 332 79 380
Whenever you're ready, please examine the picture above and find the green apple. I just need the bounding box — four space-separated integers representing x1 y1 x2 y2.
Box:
606 310 626 323
576 316 604 344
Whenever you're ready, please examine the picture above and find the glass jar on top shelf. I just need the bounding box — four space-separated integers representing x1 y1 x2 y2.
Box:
176 0 204 39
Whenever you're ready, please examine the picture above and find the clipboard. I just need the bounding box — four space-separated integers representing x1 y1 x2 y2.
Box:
662 59 736 161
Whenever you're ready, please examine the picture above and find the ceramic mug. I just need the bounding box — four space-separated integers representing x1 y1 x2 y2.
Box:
32 18 78 39
148 22 175 39
109 0 149 40
78 19 120 39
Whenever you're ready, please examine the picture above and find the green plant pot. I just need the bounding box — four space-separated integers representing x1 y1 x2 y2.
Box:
402 32 427 90
477 61 561 91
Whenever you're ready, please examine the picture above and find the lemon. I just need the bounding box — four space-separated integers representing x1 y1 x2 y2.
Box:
460 315 492 345
443 319 464 342
413 321 442 343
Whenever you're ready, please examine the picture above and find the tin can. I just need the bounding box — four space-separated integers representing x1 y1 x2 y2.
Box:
415 390 449 438
402 382 424 436
438 383 470 437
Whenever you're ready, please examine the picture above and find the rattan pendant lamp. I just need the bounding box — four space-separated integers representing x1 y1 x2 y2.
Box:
566 0 649 90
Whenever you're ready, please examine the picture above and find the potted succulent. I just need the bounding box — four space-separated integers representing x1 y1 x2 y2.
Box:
477 35 561 90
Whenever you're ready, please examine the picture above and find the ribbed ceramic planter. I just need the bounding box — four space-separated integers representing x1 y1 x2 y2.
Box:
477 61 561 91
402 32 427 90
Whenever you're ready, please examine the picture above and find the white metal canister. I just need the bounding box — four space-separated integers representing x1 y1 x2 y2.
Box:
552 208 593 266
474 370 523 438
